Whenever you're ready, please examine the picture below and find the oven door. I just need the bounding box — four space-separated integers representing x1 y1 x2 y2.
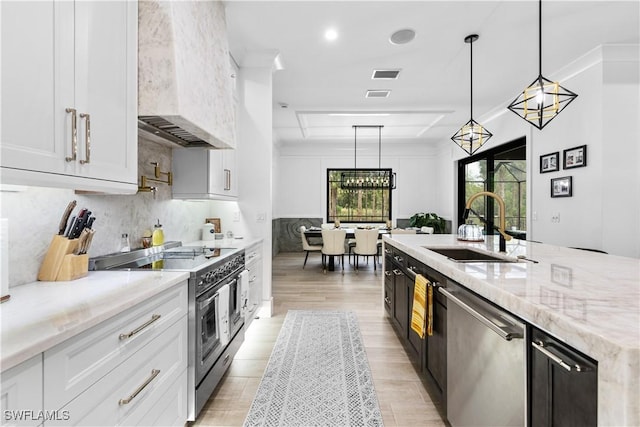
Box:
196 289 223 384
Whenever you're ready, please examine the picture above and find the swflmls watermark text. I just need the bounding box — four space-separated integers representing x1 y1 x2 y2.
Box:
4 410 70 422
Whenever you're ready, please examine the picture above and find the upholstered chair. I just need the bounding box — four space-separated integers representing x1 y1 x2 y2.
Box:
353 228 380 271
300 226 322 269
321 228 347 274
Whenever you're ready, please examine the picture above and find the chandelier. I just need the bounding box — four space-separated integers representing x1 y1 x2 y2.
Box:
507 0 578 129
451 34 492 156
340 125 396 190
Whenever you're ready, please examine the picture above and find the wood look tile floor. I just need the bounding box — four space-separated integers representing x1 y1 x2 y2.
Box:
192 253 446 427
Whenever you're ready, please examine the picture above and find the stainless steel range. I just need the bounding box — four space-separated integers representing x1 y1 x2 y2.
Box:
91 242 246 420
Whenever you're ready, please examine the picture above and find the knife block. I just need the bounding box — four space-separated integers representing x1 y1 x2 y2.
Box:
38 235 88 281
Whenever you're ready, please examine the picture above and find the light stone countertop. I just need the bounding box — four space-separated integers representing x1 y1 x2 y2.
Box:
383 234 640 426
185 237 263 250
0 270 189 372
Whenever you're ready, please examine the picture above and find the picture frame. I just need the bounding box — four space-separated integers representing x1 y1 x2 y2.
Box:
551 176 572 198
205 218 221 233
563 145 587 169
540 151 559 173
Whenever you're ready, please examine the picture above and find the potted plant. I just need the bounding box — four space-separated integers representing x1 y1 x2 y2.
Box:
409 212 446 234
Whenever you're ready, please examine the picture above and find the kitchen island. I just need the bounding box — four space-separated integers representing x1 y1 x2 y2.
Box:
383 234 639 426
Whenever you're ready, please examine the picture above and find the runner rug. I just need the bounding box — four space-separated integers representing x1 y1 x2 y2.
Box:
243 310 383 427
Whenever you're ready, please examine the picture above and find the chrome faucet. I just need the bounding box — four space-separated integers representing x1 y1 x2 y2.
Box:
463 191 512 252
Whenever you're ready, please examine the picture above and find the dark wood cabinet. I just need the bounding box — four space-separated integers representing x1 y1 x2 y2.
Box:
391 267 408 335
530 327 597 427
384 246 447 415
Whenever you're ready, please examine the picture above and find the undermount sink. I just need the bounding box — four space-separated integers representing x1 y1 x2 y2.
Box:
423 247 516 263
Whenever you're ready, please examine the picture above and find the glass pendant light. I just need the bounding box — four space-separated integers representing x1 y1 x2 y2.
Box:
507 0 577 129
452 34 492 156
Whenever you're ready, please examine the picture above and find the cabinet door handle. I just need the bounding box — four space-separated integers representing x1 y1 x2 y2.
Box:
392 269 404 276
384 248 392 255
119 314 161 340
394 255 404 263
118 369 160 405
384 270 392 277
65 108 77 162
224 169 231 191
79 113 91 164
384 296 392 305
532 340 592 372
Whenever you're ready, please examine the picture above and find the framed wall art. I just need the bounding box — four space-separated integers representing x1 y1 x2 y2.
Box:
563 145 587 169
551 176 572 198
540 151 559 173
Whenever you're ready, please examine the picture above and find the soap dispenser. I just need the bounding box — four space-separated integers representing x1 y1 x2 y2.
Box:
152 219 164 246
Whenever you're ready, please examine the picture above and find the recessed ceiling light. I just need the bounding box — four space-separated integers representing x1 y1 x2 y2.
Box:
389 28 416 45
366 90 391 98
324 28 338 41
372 69 401 80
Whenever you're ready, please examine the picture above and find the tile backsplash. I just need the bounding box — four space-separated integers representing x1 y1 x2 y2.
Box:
0 138 216 287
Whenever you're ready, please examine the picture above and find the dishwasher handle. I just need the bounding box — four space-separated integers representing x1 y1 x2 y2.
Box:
439 287 523 341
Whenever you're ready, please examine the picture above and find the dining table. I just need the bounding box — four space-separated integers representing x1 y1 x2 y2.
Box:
304 227 390 271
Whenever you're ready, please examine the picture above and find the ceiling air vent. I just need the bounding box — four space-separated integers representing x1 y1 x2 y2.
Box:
366 90 391 98
372 69 401 79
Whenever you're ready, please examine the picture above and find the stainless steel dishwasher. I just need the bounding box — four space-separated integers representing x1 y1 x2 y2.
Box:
439 281 526 427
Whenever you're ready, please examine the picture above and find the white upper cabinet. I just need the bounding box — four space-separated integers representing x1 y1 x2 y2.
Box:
172 148 238 200
0 0 137 193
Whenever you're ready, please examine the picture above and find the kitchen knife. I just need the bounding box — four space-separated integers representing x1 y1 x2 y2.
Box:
64 216 77 238
69 208 87 239
86 216 96 230
58 200 77 235
73 210 92 239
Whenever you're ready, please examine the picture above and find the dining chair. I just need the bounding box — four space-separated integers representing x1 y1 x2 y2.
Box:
353 228 380 271
300 226 322 269
321 228 347 274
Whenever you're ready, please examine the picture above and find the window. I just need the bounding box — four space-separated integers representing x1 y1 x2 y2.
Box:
327 169 392 223
458 138 526 234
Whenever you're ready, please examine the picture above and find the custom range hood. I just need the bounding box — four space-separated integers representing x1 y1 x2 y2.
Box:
138 1 235 149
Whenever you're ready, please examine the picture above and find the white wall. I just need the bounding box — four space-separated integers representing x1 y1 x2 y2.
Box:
236 55 276 315
274 140 447 225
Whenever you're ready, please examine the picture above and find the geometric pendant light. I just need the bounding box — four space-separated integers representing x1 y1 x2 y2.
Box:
451 34 493 156
507 0 577 129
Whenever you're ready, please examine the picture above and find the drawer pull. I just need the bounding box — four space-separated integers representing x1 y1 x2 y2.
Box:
392 269 404 276
118 369 160 405
119 314 161 340
394 255 404 263
532 340 591 372
384 270 392 277
384 296 392 305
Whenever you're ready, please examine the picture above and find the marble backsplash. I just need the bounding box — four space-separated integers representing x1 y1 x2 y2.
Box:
0 138 215 287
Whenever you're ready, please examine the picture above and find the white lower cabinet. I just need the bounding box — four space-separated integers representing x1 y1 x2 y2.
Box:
244 241 263 329
0 355 43 427
41 283 188 426
45 317 187 426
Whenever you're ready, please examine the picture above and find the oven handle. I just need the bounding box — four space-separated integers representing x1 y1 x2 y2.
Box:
199 292 219 311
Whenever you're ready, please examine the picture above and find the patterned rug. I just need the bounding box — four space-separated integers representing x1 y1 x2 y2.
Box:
243 310 383 427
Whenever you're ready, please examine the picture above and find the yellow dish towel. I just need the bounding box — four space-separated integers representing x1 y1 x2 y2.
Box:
411 273 432 339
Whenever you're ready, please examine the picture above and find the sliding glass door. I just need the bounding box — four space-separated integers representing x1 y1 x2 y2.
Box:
457 138 526 237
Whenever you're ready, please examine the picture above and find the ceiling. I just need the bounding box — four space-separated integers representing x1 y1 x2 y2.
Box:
225 1 639 146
